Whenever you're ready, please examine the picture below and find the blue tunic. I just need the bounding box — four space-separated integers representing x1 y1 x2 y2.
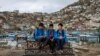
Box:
55 29 68 42
46 29 56 39
34 28 46 41
55 29 68 49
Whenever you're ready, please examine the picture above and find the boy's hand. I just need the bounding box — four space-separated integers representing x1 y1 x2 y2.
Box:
40 36 45 38
60 36 63 39
50 38 54 41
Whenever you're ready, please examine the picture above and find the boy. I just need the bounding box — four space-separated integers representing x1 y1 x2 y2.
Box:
34 23 46 49
55 23 68 50
46 23 56 53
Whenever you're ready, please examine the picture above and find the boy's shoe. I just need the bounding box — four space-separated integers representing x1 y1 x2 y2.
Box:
56 50 61 54
60 50 63 54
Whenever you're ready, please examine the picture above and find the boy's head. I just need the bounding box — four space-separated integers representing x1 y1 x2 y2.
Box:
49 23 53 29
58 23 63 30
38 23 44 29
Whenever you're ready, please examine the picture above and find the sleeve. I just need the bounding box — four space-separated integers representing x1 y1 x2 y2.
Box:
34 28 39 40
53 30 56 38
54 30 58 39
45 29 48 38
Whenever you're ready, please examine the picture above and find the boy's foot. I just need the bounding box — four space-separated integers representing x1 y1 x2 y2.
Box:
51 50 55 53
56 50 61 54
56 50 63 54
60 50 63 54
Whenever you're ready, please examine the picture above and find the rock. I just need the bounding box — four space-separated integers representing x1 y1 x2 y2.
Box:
7 40 17 49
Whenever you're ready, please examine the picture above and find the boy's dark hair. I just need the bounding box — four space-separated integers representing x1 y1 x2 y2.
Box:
39 23 44 27
58 23 63 27
49 23 53 27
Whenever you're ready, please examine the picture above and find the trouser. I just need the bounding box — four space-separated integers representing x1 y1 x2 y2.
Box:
55 38 65 50
48 39 56 53
45 37 56 53
39 37 46 42
38 37 47 49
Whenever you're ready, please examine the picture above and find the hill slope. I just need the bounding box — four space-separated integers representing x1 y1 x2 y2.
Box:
51 0 100 30
0 0 100 32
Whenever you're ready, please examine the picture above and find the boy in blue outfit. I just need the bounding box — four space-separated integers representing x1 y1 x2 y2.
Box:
46 23 56 53
55 23 68 50
34 23 46 49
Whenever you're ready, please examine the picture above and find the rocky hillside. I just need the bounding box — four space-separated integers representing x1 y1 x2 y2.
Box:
51 0 100 30
0 0 100 32
0 11 48 32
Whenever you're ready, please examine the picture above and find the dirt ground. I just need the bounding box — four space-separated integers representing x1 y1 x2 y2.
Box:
0 44 100 56
0 48 24 56
75 44 100 56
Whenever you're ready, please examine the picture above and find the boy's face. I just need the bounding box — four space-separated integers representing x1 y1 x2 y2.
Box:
58 25 62 30
49 26 53 29
39 26 43 29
